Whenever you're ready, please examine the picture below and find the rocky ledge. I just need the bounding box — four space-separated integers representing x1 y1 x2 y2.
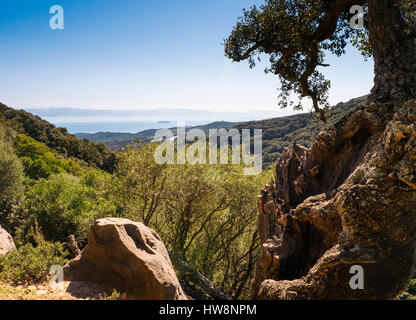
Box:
64 218 187 300
254 100 416 300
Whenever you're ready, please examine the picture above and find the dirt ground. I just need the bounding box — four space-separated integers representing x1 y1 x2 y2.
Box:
0 281 120 300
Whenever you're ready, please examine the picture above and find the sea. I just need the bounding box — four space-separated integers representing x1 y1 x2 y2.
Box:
55 121 211 134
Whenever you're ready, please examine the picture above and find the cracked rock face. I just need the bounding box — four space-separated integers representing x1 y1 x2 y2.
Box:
64 218 187 300
254 100 416 300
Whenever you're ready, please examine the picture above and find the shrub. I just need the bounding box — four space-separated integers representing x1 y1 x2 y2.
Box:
396 274 416 300
0 242 68 285
0 127 24 226
408 279 416 296
0 102 117 172
108 143 273 299
20 172 117 244
98 290 121 300
14 134 82 180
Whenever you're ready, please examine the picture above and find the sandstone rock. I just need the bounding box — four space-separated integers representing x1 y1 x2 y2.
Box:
0 225 15 256
254 100 416 300
63 218 187 300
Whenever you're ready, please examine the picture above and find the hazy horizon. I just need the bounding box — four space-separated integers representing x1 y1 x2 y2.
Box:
1 0 373 116
24 106 298 133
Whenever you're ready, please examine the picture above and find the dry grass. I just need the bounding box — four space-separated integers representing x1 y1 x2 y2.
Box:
0 281 116 300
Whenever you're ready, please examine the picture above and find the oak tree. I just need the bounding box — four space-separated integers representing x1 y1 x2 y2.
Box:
225 0 416 121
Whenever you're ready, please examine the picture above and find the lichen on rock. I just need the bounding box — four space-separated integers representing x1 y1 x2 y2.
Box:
64 218 188 300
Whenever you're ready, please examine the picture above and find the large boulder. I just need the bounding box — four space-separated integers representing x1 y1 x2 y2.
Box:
0 225 15 256
254 100 416 300
63 218 187 300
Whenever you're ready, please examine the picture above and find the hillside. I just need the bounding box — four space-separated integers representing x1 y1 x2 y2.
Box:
233 96 367 168
0 103 116 172
76 121 236 149
2 95 416 301
76 97 366 168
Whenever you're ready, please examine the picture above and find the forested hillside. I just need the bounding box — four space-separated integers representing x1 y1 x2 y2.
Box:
0 103 116 172
1 97 416 300
77 96 365 168
76 121 236 149
233 96 366 168
0 105 271 300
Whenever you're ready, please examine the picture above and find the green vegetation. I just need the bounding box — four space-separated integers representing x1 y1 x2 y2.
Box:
19 172 117 244
0 241 68 285
233 97 364 168
104 143 271 299
98 290 121 300
0 106 271 298
0 114 115 286
14 134 82 180
224 0 416 121
0 102 116 172
397 273 416 300
76 97 363 169
0 125 24 227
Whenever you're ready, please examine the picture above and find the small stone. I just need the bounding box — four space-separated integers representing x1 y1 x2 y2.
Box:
36 290 48 295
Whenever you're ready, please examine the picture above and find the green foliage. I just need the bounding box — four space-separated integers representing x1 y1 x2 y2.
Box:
98 290 121 300
19 172 117 244
408 279 416 296
397 273 416 300
401 0 416 34
0 125 24 226
0 102 117 172
224 1 415 120
234 96 362 168
106 143 272 299
224 0 355 120
14 134 82 180
77 98 360 169
105 143 169 225
77 121 236 150
0 242 68 285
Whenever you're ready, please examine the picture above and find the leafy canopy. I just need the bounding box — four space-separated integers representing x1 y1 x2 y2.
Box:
224 0 415 121
14 134 82 180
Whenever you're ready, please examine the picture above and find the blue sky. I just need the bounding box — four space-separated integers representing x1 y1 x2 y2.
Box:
0 0 374 115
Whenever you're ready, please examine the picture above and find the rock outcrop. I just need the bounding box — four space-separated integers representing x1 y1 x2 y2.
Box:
254 100 416 300
64 218 187 300
0 225 15 256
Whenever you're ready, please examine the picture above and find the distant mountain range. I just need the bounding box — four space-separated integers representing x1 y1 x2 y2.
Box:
24 107 286 123
0 96 366 171
75 96 366 168
75 121 237 149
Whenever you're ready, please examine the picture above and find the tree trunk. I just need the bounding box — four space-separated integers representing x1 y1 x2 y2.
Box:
253 99 416 300
251 0 416 301
168 250 231 300
368 0 416 103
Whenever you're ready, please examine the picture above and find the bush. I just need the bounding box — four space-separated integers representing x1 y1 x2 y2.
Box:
0 127 24 226
20 172 117 244
0 102 117 172
0 242 68 285
396 273 416 300
408 279 416 296
14 134 82 180
108 143 273 299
